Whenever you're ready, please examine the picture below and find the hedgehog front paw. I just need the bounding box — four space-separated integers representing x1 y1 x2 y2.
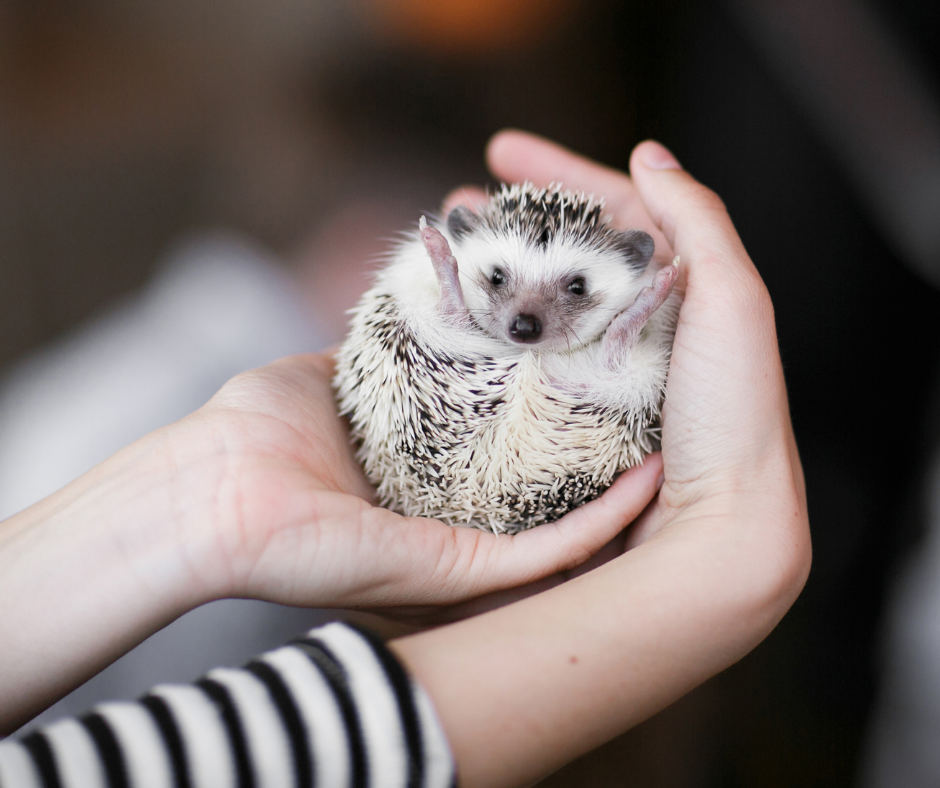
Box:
602 256 679 369
419 216 469 319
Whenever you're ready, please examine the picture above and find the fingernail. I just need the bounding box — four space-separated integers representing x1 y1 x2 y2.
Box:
640 142 682 170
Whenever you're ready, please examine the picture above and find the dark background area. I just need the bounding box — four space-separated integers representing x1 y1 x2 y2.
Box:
2 0 939 784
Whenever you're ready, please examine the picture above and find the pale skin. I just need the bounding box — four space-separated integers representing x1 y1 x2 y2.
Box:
396 132 810 785
0 132 809 788
0 353 660 733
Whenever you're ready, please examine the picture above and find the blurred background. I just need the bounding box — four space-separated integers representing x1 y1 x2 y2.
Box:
2 0 940 785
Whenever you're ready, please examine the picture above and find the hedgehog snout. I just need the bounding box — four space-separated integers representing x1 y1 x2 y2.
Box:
508 313 543 343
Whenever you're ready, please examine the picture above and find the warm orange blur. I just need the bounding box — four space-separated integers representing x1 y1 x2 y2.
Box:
364 0 580 53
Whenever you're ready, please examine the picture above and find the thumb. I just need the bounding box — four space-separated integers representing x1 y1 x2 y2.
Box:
628 141 790 479
629 141 759 296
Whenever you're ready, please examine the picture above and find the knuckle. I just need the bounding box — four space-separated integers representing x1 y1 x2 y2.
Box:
750 277 775 314
737 267 774 315
724 272 773 324
561 540 595 570
681 181 727 217
433 526 486 600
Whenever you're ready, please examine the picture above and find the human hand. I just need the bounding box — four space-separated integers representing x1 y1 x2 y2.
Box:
394 133 811 787
450 131 807 559
173 352 662 609
0 322 662 730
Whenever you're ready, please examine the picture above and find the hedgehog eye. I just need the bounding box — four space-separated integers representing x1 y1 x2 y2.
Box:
490 268 506 286
568 277 586 296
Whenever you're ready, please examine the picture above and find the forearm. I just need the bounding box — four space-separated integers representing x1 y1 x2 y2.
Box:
0 352 661 733
0 425 219 733
393 487 810 788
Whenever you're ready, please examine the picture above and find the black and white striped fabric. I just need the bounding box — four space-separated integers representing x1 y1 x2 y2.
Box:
0 622 456 788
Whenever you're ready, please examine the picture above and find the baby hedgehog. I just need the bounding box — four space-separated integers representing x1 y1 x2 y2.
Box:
334 182 679 534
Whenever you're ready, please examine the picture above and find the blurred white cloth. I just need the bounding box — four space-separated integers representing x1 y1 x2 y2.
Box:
863 453 940 787
0 233 335 732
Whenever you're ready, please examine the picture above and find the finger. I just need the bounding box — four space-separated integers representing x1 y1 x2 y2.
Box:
628 140 774 367
487 130 634 206
441 186 489 216
622 499 666 551
493 452 665 580
629 141 754 285
486 130 668 252
248 452 662 611
629 141 795 491
276 350 337 376
374 479 654 623
352 453 663 606
371 488 656 625
565 524 634 576
400 518 642 623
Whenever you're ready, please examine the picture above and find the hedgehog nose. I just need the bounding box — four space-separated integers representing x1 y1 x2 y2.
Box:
509 313 542 343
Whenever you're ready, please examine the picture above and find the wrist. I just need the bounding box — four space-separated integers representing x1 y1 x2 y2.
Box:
660 440 810 618
0 420 222 730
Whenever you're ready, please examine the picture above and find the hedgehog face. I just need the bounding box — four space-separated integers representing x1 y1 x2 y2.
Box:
446 195 655 353
448 231 649 351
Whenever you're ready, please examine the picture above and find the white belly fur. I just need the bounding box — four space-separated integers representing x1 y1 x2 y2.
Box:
334 288 673 533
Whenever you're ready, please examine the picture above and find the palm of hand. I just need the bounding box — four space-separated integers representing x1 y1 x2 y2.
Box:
177 352 661 612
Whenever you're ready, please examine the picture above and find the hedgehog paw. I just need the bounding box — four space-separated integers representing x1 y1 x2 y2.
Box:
603 256 679 368
420 216 468 319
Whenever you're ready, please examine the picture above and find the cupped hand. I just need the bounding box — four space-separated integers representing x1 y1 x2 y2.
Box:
390 135 811 788
479 130 810 606
169 351 663 611
0 256 661 733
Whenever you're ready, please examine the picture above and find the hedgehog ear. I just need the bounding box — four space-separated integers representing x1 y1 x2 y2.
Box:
446 206 479 241
613 229 655 269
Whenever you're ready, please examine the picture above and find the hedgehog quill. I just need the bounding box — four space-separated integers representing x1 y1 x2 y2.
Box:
334 183 680 535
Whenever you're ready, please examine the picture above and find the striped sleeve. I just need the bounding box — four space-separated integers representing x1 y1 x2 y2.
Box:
0 622 456 788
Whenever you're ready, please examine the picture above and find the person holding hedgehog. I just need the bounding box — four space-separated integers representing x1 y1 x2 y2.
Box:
0 132 810 787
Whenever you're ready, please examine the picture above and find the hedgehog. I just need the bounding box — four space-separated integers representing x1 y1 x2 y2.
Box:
334 182 680 534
